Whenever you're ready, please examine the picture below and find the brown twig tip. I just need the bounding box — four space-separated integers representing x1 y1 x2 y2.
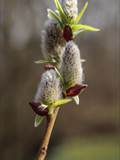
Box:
29 102 49 116
66 84 88 97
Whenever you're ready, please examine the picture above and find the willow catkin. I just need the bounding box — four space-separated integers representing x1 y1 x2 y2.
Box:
61 41 84 89
41 19 65 60
34 69 62 105
62 0 78 19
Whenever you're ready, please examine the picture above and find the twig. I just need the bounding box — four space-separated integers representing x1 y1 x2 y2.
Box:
38 108 59 160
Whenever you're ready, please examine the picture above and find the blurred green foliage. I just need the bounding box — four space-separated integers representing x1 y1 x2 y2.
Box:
49 136 119 160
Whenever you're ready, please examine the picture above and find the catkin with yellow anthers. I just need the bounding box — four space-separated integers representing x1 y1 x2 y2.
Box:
41 19 65 60
62 0 78 19
61 41 84 89
34 69 62 105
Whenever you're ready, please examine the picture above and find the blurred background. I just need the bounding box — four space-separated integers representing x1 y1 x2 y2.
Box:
0 0 119 159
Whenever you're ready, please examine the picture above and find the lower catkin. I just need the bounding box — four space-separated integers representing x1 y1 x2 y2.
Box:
34 69 62 105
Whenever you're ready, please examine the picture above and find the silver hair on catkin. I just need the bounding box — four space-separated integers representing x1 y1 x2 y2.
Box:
62 0 78 18
61 41 84 89
34 69 62 105
41 19 65 59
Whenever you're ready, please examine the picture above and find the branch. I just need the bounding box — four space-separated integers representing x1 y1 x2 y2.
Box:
38 108 59 160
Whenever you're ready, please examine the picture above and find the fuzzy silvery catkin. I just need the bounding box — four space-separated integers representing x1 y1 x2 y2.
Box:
61 41 84 89
41 19 65 60
34 69 62 105
62 0 78 18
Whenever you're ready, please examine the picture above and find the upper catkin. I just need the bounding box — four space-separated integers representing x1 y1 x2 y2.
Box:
41 19 65 60
62 0 78 18
61 41 84 89
34 69 62 105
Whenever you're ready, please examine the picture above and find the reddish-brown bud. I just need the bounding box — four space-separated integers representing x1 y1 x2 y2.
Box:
63 25 73 41
66 84 88 97
44 64 55 70
29 102 48 116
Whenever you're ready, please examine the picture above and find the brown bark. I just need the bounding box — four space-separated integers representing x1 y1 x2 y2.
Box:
38 108 59 160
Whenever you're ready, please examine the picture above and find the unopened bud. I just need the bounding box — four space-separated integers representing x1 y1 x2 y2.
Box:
63 25 73 41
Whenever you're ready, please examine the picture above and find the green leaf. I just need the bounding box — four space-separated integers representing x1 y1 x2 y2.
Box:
48 98 72 114
73 30 85 37
34 115 44 127
54 0 67 23
72 24 100 32
70 18 76 25
55 10 60 15
50 98 72 109
54 67 64 85
47 9 63 27
75 2 88 24
34 60 50 64
73 96 80 105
